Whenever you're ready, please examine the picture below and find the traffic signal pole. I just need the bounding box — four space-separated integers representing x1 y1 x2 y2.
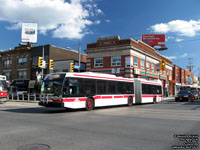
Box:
78 40 81 72
41 46 44 79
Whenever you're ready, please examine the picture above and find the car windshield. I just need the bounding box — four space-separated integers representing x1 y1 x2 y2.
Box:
191 91 197 94
41 74 65 96
179 90 189 94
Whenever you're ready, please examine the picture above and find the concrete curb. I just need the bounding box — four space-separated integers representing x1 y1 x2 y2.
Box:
163 96 175 101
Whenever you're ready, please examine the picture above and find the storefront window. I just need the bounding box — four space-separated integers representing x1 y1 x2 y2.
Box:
134 57 138 67
146 61 150 71
18 70 27 79
111 56 121 66
18 57 27 66
94 58 103 67
151 63 154 72
140 59 144 69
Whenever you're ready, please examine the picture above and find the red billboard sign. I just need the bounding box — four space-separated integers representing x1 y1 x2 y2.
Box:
142 34 165 47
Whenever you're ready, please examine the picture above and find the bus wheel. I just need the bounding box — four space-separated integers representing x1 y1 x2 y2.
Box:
153 96 157 104
86 98 94 111
127 96 133 106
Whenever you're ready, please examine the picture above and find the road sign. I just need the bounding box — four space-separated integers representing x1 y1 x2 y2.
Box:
74 65 80 69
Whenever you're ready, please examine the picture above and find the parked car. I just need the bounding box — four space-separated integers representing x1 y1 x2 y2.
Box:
191 91 199 100
175 90 192 102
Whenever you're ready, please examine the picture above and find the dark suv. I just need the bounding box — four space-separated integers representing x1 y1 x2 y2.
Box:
175 90 192 102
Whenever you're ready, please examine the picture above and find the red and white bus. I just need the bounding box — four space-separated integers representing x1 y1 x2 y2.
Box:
0 75 7 103
39 72 163 110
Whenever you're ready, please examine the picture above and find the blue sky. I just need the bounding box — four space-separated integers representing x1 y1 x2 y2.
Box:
0 0 200 75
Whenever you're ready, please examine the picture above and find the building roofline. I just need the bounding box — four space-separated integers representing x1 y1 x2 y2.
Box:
50 45 87 56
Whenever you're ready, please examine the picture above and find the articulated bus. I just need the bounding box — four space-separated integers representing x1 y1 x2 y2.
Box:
0 75 7 103
39 72 163 110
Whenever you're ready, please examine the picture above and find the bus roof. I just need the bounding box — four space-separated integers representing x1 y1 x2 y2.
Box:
65 72 134 82
46 72 162 85
134 78 162 85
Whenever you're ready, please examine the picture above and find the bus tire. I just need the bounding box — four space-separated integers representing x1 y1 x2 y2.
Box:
127 96 133 106
85 98 94 111
153 96 157 104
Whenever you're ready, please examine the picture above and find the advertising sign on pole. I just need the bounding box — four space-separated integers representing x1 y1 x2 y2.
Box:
142 34 165 47
21 23 38 43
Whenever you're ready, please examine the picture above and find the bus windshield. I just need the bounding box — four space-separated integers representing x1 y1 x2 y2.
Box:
0 80 7 91
41 74 65 96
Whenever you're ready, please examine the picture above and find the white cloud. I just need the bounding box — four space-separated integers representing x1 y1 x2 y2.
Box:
167 36 175 39
0 0 102 39
105 19 110 23
94 20 101 24
150 20 200 37
166 56 177 60
180 53 188 58
175 38 183 42
166 53 188 60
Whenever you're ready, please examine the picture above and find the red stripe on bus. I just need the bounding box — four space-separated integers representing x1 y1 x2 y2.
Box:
114 96 124 98
62 98 75 102
73 74 134 82
124 95 129 98
102 96 113 99
78 98 87 101
94 96 101 100
142 95 154 98
52 99 60 102
62 94 136 102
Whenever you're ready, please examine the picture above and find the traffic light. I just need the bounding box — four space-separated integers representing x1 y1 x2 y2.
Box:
49 59 53 70
70 63 74 72
160 60 166 71
38 57 43 68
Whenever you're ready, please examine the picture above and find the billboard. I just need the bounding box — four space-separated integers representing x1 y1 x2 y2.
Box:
21 23 37 43
142 34 165 47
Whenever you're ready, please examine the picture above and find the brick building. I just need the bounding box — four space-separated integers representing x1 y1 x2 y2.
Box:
0 44 87 81
172 65 197 95
85 36 173 96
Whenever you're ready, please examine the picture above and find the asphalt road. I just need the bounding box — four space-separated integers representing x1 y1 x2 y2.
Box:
0 99 199 150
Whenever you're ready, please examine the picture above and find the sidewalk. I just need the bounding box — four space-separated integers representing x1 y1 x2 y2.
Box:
162 96 175 101
0 101 39 107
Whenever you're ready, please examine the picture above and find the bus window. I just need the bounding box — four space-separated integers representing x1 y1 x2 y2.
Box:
97 80 106 94
126 82 134 94
79 78 96 96
69 78 79 96
67 78 96 97
142 84 162 95
107 81 117 94
156 85 162 94
118 82 128 94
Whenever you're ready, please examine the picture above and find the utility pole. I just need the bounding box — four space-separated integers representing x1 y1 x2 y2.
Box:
145 54 147 79
78 40 81 72
187 58 194 85
41 46 44 79
198 67 200 85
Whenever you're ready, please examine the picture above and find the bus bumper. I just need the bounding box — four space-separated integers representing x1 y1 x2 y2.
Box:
39 101 64 107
